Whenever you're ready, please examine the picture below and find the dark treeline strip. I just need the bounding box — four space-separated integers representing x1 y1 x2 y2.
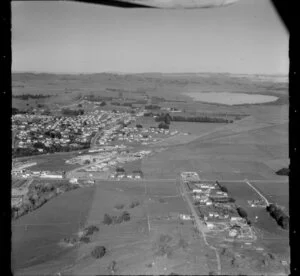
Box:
61 108 84 116
215 181 229 193
84 95 113 102
276 167 289 176
12 142 91 158
155 114 233 123
12 107 28 115
145 105 161 110
266 204 289 230
215 181 251 225
13 94 52 100
236 206 251 225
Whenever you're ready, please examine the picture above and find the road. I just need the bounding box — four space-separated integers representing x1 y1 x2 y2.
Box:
178 177 221 275
244 179 270 206
90 129 103 148
205 179 288 183
66 156 113 178
12 130 17 149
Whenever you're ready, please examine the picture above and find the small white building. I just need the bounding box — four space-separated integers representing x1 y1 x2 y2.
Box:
180 214 192 220
206 222 215 229
40 174 63 179
229 229 238 237
69 178 78 184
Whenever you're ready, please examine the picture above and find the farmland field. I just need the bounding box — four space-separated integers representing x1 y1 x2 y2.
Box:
21 152 85 172
12 187 95 275
12 72 289 274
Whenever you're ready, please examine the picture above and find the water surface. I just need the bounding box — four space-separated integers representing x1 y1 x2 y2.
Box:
184 92 278 105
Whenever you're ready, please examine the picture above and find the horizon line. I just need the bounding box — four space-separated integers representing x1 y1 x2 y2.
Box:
12 70 289 77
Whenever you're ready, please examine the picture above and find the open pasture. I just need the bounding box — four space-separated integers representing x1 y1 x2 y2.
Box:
12 187 95 272
27 152 83 172
251 181 289 212
144 180 178 196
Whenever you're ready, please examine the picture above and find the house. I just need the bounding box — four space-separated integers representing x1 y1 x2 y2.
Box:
229 229 238 237
206 222 215 229
230 217 243 222
180 214 192 220
70 178 78 184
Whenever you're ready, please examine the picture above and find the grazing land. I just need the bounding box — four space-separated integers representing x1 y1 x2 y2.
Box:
12 72 289 275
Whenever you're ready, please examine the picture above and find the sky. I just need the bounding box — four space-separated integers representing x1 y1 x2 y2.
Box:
12 0 289 75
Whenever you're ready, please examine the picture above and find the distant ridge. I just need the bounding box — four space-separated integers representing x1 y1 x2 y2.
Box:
12 71 288 77
12 71 288 83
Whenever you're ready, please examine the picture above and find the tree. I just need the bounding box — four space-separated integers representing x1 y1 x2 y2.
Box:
276 168 289 176
220 185 228 193
237 207 248 218
278 216 289 229
103 214 113 225
33 142 45 149
164 113 172 125
100 101 106 106
116 167 125 173
158 122 169 129
91 246 106 259
121 211 130 222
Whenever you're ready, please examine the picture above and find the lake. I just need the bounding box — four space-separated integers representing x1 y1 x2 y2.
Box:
184 92 278 105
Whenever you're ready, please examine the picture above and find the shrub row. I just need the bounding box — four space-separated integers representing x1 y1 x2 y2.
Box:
103 211 131 225
266 204 289 230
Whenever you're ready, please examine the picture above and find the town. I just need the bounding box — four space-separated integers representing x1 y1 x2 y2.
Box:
180 172 256 242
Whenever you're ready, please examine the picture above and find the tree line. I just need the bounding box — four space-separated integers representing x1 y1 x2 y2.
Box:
61 108 84 116
266 204 289 230
155 113 233 123
12 141 91 158
13 94 52 100
12 107 29 115
276 168 289 176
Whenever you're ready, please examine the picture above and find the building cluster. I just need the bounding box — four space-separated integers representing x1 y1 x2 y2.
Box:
248 199 267 208
12 169 64 179
95 120 178 147
66 149 151 180
112 125 178 146
181 171 255 241
12 110 131 153
11 160 64 179
110 169 144 180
